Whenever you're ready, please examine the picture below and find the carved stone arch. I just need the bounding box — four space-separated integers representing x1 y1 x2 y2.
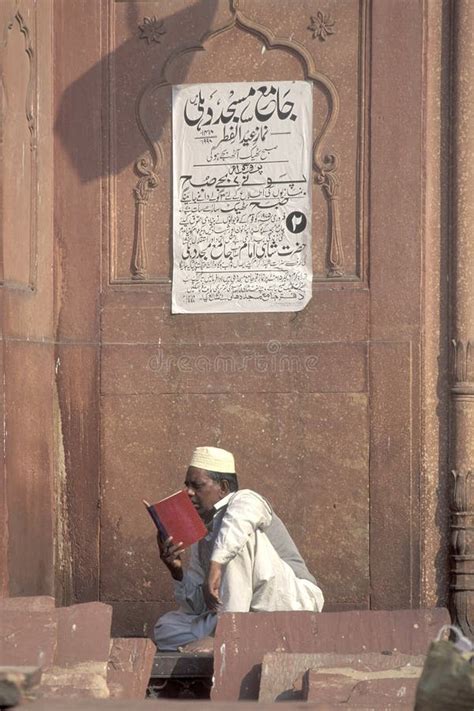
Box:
0 0 19 47
0 9 37 158
131 2 343 281
13 11 36 149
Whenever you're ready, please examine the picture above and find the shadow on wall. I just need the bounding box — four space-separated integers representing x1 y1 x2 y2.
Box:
54 0 219 183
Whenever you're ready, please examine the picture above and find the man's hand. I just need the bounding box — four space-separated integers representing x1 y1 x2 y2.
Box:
157 535 184 581
204 561 223 612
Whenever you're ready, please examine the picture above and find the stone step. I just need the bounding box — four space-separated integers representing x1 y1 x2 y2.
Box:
259 651 424 705
211 607 450 700
151 651 213 679
0 596 156 701
108 638 156 699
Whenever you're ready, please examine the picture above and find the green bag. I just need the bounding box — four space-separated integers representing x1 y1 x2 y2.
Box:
415 626 474 710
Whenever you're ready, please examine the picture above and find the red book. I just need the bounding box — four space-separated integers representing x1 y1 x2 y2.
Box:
143 490 207 548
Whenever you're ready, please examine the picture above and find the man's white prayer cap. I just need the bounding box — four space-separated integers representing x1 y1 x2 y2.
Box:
189 446 235 474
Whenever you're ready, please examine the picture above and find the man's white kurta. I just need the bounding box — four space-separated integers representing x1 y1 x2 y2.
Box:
154 490 324 651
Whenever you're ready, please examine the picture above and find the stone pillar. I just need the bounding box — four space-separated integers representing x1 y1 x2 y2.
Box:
450 0 474 636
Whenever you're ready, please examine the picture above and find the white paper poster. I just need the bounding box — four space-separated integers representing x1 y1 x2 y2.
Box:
172 81 313 313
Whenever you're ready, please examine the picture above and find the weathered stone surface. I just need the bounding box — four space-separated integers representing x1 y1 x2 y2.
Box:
0 598 115 701
0 666 42 686
52 0 102 609
259 652 424 702
0 597 55 611
13 701 358 711
0 0 451 651
101 342 367 396
1 0 57 603
0 598 57 667
4 343 56 599
212 608 449 700
38 602 113 699
38 663 110 700
55 602 112 666
110 600 173 639
101 391 370 627
107 637 156 699
305 669 419 707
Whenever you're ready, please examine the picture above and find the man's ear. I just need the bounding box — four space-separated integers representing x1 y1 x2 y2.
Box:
220 478 230 495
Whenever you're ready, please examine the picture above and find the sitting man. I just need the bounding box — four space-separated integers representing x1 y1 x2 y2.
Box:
154 446 324 651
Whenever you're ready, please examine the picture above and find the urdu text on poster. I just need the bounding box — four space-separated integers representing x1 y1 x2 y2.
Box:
172 80 313 313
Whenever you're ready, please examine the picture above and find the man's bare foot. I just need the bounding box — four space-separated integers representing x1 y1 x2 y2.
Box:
178 635 215 653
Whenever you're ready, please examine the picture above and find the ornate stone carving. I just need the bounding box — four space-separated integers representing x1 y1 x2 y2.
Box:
308 11 336 42
449 1 474 637
15 12 36 149
130 2 345 282
130 154 159 280
0 8 38 289
452 470 474 516
138 16 166 45
450 342 474 633
452 339 474 395
316 157 344 277
451 470 474 636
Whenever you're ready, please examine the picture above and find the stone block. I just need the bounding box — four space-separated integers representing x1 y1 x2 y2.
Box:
101 391 370 614
38 602 113 699
3 342 56 598
107 637 156 699
55 602 112 666
151 651 214 679
38 663 109 700
259 651 424 702
0 597 55 611
305 669 419 707
0 598 57 667
0 598 113 701
1 701 349 711
212 608 449 700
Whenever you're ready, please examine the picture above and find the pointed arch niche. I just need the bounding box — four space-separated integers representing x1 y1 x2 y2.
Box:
107 0 368 286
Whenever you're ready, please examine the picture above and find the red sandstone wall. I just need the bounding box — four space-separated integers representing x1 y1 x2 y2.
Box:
0 0 450 638
0 0 55 596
